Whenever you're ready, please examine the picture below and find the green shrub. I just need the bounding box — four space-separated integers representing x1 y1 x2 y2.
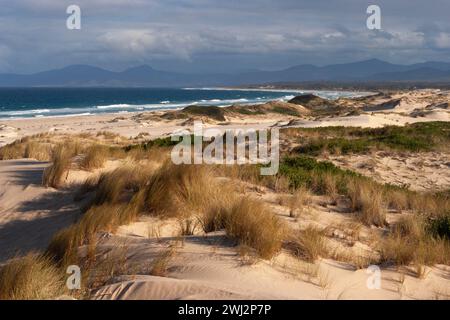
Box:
279 156 358 193
428 215 450 240
287 122 450 154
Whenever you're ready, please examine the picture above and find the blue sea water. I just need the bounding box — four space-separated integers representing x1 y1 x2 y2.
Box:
0 88 364 119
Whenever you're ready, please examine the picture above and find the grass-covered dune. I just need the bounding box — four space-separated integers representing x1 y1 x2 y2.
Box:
284 122 450 155
0 122 449 299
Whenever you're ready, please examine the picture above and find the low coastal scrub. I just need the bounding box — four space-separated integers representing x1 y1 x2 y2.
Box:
176 105 227 121
217 164 290 193
279 155 449 227
279 156 359 194
159 103 305 121
124 136 179 151
0 253 65 300
288 122 450 155
428 215 450 240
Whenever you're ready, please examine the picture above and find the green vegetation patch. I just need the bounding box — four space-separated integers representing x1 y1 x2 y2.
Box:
427 211 450 240
271 106 300 116
181 105 226 121
279 156 360 194
124 136 180 151
288 122 450 155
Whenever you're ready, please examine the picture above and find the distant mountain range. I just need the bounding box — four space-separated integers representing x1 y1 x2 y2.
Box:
2 59 450 87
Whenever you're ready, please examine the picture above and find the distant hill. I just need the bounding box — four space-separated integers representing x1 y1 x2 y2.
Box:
367 67 450 82
2 59 450 87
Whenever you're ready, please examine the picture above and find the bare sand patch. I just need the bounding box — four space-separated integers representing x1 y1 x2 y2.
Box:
326 152 450 192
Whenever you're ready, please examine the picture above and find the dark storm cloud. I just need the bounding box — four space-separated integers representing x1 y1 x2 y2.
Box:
0 0 449 73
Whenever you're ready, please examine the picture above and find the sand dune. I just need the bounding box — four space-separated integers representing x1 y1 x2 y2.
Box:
1 89 450 300
90 220 450 300
326 152 450 192
0 159 80 263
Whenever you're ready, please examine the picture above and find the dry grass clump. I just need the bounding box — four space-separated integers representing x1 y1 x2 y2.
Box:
197 187 237 233
126 146 170 164
48 163 155 264
224 197 286 259
96 131 120 140
329 248 376 270
74 151 160 204
217 164 290 192
392 215 425 239
92 164 151 206
378 234 445 268
48 163 152 264
178 218 198 236
47 203 140 265
384 189 449 217
74 174 101 201
0 253 65 300
379 215 423 266
285 226 328 262
143 163 225 218
23 141 53 161
411 193 450 217
85 245 130 291
42 143 79 188
379 235 417 266
348 180 386 227
379 215 450 268
80 144 110 170
311 173 339 203
264 175 291 193
0 141 25 160
0 136 52 161
198 203 230 233
149 247 176 276
278 187 312 218
142 162 270 244
385 189 410 212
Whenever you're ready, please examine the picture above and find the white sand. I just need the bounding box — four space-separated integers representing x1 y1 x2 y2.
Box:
326 152 450 192
0 159 80 263
1 89 450 299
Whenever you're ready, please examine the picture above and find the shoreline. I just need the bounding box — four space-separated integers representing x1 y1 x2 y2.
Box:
0 87 368 121
0 109 281 147
209 86 377 96
1 88 449 147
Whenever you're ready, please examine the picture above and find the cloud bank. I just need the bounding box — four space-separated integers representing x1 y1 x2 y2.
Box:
1 0 450 73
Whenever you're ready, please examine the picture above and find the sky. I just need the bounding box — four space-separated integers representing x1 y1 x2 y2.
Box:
1 0 450 74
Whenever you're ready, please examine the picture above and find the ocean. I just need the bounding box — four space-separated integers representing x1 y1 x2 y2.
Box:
0 88 364 119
